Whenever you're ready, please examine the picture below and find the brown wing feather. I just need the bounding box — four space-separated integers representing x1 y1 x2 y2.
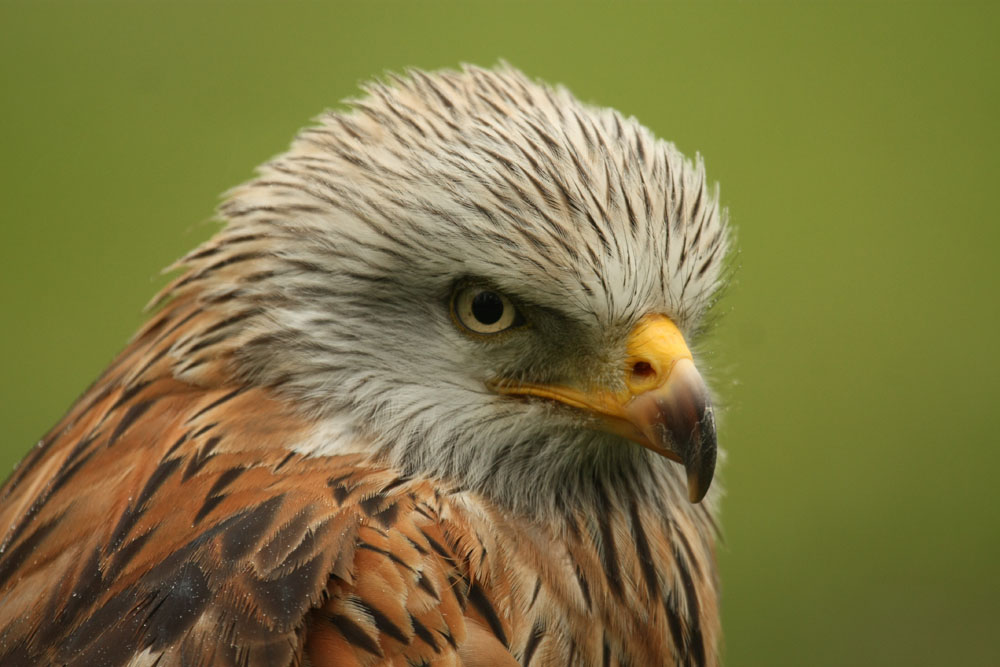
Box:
0 380 321 664
303 474 520 666
0 298 500 666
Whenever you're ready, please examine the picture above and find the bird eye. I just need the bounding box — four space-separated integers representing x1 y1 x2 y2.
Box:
452 286 522 335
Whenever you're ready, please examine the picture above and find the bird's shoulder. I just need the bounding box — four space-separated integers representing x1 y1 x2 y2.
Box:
0 326 508 666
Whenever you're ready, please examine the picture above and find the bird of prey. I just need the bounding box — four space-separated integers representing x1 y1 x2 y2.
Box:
0 65 729 666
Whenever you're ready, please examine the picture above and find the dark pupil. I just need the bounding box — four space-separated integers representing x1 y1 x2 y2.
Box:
471 291 504 325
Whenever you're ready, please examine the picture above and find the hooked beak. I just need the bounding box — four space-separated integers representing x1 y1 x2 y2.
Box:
491 314 717 503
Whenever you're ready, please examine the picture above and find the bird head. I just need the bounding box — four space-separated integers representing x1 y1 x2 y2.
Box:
163 65 729 514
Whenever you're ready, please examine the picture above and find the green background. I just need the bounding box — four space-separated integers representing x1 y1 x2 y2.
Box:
2 2 997 664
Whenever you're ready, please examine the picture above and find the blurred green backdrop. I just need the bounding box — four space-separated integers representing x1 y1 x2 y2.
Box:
1 1 997 665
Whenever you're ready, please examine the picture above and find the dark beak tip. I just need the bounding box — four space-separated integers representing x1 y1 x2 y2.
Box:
683 407 718 504
688 484 706 504
686 463 715 503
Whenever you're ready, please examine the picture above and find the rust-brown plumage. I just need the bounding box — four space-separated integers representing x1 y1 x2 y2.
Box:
0 65 728 665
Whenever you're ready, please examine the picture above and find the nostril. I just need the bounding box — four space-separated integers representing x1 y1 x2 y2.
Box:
631 361 655 381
